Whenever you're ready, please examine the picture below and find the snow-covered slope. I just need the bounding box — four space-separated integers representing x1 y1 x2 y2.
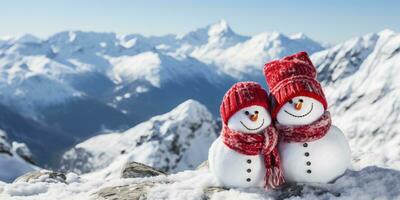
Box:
311 29 400 169
60 100 218 178
0 130 38 183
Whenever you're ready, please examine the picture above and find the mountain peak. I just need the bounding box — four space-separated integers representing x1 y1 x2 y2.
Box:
159 99 213 123
176 20 250 48
15 34 42 44
378 29 396 37
0 35 12 41
290 32 308 40
172 99 208 113
208 19 231 36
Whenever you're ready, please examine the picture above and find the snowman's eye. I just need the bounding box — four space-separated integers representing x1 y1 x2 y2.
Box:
288 100 293 104
244 111 250 115
299 99 304 103
255 111 259 114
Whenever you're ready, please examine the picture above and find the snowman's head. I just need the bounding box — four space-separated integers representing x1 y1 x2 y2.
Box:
227 105 271 134
276 96 324 126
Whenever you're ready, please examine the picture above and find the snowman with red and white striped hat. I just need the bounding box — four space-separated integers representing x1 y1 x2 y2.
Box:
263 51 352 183
208 82 284 189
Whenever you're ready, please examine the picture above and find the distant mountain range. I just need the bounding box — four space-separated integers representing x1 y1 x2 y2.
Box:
0 20 324 167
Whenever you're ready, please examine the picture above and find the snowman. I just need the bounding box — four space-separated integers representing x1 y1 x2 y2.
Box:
263 51 352 183
208 82 284 189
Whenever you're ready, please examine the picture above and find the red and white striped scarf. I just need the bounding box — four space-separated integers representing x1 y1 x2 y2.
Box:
222 125 285 189
275 111 332 143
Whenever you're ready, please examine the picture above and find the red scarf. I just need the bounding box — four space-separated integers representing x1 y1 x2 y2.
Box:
275 111 332 143
222 125 285 189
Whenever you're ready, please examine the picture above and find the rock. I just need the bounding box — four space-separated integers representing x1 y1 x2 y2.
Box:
0 136 12 156
0 130 7 140
203 186 228 199
0 182 4 193
92 182 155 200
12 142 36 165
93 183 228 200
277 183 340 200
196 160 209 170
121 161 166 179
13 170 67 184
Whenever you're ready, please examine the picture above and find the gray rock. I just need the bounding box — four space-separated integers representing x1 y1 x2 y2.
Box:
121 161 166 179
203 186 228 199
0 138 12 156
92 182 155 200
13 142 36 165
93 183 227 200
14 170 67 184
277 183 340 200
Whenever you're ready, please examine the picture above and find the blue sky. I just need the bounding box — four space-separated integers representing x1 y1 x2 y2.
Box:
1 0 399 43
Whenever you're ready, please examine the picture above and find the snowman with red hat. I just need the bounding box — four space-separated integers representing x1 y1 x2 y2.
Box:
263 52 352 183
208 82 285 189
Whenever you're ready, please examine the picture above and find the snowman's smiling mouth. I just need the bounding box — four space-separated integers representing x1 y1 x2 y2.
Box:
284 103 314 118
240 119 265 131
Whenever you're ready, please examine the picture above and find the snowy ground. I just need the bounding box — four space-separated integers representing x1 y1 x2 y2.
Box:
1 164 400 200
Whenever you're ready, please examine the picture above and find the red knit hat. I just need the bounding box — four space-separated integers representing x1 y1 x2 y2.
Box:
220 82 269 125
263 51 327 119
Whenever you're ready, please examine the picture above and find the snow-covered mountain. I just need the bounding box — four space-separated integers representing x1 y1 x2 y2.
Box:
60 100 218 178
311 29 400 169
0 130 38 182
191 31 324 79
0 20 324 167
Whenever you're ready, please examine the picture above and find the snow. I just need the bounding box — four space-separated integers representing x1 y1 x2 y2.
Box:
1 23 400 199
0 155 36 183
15 34 42 44
60 99 218 177
311 30 400 170
12 142 33 162
0 130 37 183
108 51 162 86
0 20 323 121
1 165 400 199
191 31 323 79
0 130 7 139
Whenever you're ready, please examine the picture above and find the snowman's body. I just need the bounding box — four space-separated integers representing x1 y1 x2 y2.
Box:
209 137 266 187
209 105 271 188
276 96 352 183
279 125 351 183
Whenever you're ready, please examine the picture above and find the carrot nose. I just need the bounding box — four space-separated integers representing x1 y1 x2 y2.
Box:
294 102 303 110
250 114 258 121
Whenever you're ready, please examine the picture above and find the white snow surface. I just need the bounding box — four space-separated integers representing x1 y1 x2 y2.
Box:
1 165 400 199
